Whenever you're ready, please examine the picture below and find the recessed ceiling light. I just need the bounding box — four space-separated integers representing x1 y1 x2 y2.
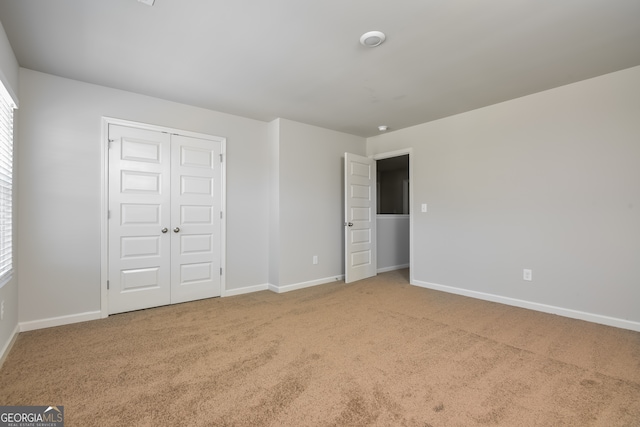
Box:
378 125 389 132
138 0 156 6
360 31 386 48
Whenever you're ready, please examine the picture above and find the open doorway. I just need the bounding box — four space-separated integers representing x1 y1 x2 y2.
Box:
376 154 410 276
343 150 412 285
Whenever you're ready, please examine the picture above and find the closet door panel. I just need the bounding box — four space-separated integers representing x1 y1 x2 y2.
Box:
108 125 171 314
170 134 222 303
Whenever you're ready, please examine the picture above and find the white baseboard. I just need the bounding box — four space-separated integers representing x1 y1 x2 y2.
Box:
377 263 410 274
269 275 345 294
412 279 640 332
0 323 20 368
19 311 102 332
223 283 269 297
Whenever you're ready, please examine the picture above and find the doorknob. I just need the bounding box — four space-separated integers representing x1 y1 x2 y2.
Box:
173 227 180 233
161 228 168 233
345 222 353 227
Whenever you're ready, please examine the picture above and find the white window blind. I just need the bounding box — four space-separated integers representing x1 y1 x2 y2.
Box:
0 81 15 284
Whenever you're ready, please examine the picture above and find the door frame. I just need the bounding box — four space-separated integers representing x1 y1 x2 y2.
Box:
373 148 413 284
100 117 227 318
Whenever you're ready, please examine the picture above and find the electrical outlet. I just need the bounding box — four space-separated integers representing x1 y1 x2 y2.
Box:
313 255 318 265
0 300 4 320
523 269 532 281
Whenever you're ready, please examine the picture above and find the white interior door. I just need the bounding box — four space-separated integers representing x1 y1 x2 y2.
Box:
108 123 223 314
108 124 172 314
344 152 377 283
170 134 221 303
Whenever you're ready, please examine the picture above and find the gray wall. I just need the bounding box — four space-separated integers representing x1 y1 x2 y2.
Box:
268 119 280 287
377 215 410 271
17 69 270 324
0 21 17 100
368 66 640 329
271 119 365 289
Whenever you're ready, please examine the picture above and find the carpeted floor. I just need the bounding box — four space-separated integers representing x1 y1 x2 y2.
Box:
1 269 639 426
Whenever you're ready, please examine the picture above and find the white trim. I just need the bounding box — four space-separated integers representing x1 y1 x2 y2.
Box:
0 68 18 108
100 117 227 317
219 139 227 297
102 117 225 142
377 264 410 274
372 149 411 161
269 275 344 294
0 323 19 368
19 311 102 332
372 148 413 284
100 119 109 318
223 283 269 297
412 279 640 333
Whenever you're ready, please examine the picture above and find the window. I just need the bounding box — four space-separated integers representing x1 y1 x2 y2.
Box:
0 81 15 285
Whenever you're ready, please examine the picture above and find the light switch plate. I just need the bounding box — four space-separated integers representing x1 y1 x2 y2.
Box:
421 203 427 213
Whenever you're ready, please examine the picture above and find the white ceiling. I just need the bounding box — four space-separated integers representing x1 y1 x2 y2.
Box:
1 0 639 137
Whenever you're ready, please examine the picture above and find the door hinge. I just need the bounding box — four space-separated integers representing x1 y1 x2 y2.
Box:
220 211 223 219
107 280 110 290
108 210 111 219
108 139 115 149
219 154 223 163
220 268 223 276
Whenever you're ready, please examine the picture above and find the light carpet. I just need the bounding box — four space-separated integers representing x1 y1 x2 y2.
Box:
1 270 639 426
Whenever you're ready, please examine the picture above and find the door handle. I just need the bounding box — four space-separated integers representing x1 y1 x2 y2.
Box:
344 222 353 227
173 227 180 233
161 228 168 233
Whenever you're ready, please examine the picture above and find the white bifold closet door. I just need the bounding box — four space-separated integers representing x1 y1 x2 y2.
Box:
108 124 222 314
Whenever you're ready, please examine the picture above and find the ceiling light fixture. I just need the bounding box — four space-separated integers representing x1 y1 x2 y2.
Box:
360 31 386 48
378 125 389 132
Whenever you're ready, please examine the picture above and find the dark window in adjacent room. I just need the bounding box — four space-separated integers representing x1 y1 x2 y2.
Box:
377 155 409 214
